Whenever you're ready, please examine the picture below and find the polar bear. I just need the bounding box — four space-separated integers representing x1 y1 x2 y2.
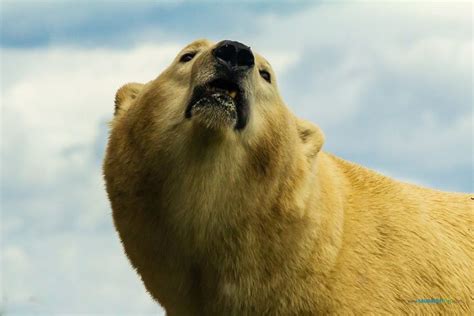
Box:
103 39 472 315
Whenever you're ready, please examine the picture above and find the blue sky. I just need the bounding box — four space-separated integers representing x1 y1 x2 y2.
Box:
1 1 472 314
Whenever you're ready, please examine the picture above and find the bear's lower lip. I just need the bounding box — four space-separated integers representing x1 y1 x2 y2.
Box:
191 93 237 119
185 80 249 130
188 93 238 129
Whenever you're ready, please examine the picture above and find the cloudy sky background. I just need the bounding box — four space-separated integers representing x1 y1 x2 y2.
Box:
1 0 472 314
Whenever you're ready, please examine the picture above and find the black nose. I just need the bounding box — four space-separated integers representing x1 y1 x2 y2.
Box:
213 40 255 71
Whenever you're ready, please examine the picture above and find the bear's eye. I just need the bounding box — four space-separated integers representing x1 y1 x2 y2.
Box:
259 69 271 83
180 52 196 63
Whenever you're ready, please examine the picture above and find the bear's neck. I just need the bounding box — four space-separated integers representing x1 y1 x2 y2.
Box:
159 142 345 310
156 133 343 266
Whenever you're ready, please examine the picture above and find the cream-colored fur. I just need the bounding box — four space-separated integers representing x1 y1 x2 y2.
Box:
103 39 473 315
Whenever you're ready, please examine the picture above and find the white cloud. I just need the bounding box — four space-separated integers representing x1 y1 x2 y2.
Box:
2 44 180 179
2 233 163 315
2 44 184 314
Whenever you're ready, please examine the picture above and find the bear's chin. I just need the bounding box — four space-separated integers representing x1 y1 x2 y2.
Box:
190 93 238 130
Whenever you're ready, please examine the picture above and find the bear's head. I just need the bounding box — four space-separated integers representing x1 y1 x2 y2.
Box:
111 38 324 159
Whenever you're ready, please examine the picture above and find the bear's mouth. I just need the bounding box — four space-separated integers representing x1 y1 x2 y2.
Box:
185 78 249 130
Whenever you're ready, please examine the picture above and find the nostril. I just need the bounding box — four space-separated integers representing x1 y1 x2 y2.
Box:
214 43 237 64
237 49 254 68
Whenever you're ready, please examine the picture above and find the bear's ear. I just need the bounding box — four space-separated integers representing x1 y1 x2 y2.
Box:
114 82 144 116
296 118 325 159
